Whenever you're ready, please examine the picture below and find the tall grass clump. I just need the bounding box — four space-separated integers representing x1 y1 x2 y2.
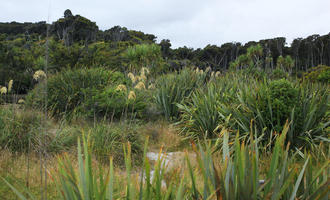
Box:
88 122 143 165
0 107 42 153
155 68 206 120
0 106 77 153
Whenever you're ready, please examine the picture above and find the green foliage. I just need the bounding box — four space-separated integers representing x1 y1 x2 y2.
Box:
268 79 299 131
229 44 264 71
0 106 76 153
125 43 164 74
57 136 114 200
317 69 330 83
232 78 328 148
247 44 263 67
231 54 250 69
177 73 329 149
0 107 42 152
0 39 37 93
78 86 147 120
26 68 130 119
52 10 99 45
304 65 330 83
289 82 329 148
270 67 288 79
206 125 329 200
5 125 329 200
177 83 234 139
276 55 294 74
1 12 330 96
88 123 143 165
154 68 206 120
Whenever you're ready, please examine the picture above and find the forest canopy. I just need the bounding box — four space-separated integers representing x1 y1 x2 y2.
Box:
0 9 329 93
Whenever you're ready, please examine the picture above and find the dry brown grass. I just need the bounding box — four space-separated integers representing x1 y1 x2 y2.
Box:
141 120 185 152
0 150 60 199
0 148 141 199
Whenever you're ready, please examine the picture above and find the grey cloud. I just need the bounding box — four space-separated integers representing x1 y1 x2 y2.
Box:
1 0 329 48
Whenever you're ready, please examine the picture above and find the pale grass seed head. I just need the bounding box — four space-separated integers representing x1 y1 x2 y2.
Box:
8 80 13 92
135 75 140 82
138 74 147 82
128 90 136 100
0 87 7 94
127 72 136 83
134 81 146 90
18 99 25 104
140 67 150 76
148 83 156 90
33 70 47 81
115 84 127 92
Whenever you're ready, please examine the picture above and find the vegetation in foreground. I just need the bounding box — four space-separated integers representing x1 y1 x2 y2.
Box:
0 9 329 199
1 64 329 199
2 124 329 199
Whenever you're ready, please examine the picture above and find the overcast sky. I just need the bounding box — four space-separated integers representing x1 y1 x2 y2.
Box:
1 0 330 48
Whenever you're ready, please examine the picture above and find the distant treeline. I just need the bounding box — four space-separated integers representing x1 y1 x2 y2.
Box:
0 9 329 93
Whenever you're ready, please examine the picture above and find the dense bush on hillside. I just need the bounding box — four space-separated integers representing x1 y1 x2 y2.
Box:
1 10 330 95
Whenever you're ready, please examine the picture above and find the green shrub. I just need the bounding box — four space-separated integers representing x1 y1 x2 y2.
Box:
177 72 329 149
268 79 299 132
155 68 206 120
78 87 148 120
317 69 330 83
270 67 288 79
304 65 330 83
177 72 256 139
231 78 328 148
232 79 296 139
26 68 131 119
125 43 164 74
